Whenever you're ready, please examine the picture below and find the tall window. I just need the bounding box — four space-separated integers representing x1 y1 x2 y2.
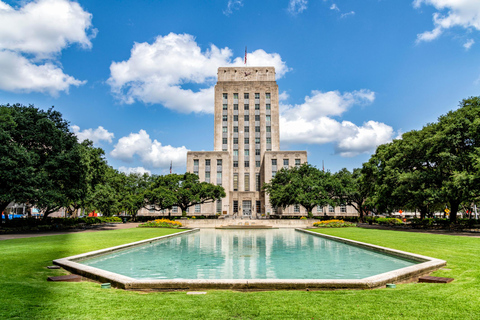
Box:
244 137 249 145
233 93 238 99
217 159 222 166
244 161 250 168
256 174 260 191
329 205 335 213
234 126 238 132
244 93 249 99
233 200 238 213
233 173 238 191
233 138 238 144
255 104 260 110
234 104 238 110
255 149 260 155
255 126 260 132
283 159 289 169
172 206 178 213
266 126 271 132
195 204 201 213
193 159 199 166
223 93 228 99
223 104 227 110
266 137 271 144
244 149 249 156
266 115 271 122
340 205 347 213
222 138 227 144
255 93 260 99
295 159 301 167
233 149 238 156
272 159 277 166
294 205 300 213
216 200 222 213
317 205 323 213
256 201 261 213
205 172 210 183
266 104 271 110
255 137 260 144
244 104 249 110
222 126 227 133
265 93 271 99
255 115 260 121
222 115 228 121
255 161 260 167
244 115 249 121
233 161 238 168
234 115 238 121
244 126 249 133
244 174 250 191
205 159 210 167
217 172 222 186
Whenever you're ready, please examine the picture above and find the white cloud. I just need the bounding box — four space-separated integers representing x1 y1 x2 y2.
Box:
118 166 151 176
280 90 394 157
108 33 289 114
71 125 114 144
111 129 189 169
414 0 480 43
279 91 289 101
223 0 243 16
341 11 355 18
330 4 339 11
464 38 475 50
288 0 307 14
0 50 84 95
0 0 96 57
0 0 94 94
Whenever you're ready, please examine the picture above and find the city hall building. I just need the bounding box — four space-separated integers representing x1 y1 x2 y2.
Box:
187 66 333 218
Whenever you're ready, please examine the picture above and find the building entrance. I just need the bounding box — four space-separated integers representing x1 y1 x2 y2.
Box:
242 200 252 216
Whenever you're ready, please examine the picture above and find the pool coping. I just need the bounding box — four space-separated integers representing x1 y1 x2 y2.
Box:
53 228 446 291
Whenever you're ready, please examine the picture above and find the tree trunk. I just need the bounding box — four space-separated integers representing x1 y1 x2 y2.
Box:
419 206 428 220
449 200 460 223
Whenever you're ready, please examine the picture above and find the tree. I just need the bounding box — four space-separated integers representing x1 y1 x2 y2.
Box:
263 163 336 217
121 172 151 220
90 167 125 217
0 104 85 222
146 173 226 218
333 168 372 222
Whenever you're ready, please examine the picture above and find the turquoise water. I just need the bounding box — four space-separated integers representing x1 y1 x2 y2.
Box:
79 229 417 280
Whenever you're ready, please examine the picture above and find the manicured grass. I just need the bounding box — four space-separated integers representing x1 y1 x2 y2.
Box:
1 227 479 319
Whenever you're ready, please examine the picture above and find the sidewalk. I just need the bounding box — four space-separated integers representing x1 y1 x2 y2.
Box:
0 222 141 241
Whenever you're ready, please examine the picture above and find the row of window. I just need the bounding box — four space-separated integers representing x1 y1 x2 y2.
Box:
223 125 272 133
233 173 262 192
223 93 271 100
223 104 271 111
225 137 272 145
291 205 347 213
222 115 271 122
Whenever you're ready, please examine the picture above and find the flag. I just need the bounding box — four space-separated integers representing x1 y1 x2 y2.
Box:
170 161 172 174
244 46 247 65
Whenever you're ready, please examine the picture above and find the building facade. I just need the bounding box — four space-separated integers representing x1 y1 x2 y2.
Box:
186 66 311 217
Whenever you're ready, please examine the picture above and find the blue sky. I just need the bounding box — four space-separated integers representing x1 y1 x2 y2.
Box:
1 0 480 175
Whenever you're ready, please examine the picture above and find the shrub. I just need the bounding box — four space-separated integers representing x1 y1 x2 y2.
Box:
313 219 356 228
376 217 403 225
138 219 182 228
300 216 307 220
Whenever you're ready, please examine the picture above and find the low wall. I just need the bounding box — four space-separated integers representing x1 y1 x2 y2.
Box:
180 218 315 228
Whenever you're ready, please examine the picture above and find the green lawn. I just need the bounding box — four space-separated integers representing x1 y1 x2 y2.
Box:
1 227 479 319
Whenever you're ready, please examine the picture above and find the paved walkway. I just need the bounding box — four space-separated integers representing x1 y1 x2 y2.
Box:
0 222 141 241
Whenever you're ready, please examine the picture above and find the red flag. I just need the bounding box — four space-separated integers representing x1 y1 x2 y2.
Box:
244 46 247 65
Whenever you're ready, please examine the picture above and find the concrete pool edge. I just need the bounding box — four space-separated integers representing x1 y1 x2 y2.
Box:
53 228 446 291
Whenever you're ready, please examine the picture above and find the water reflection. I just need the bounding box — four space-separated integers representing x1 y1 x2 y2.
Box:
80 229 417 280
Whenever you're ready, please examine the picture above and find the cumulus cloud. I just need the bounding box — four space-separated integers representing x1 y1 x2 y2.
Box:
0 50 84 94
111 129 189 169
223 0 243 16
0 0 95 94
118 166 151 176
280 90 394 157
288 0 307 14
108 33 289 113
71 125 114 144
414 0 480 43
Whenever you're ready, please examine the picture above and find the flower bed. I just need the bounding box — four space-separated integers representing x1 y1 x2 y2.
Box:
138 219 182 228
313 219 356 228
